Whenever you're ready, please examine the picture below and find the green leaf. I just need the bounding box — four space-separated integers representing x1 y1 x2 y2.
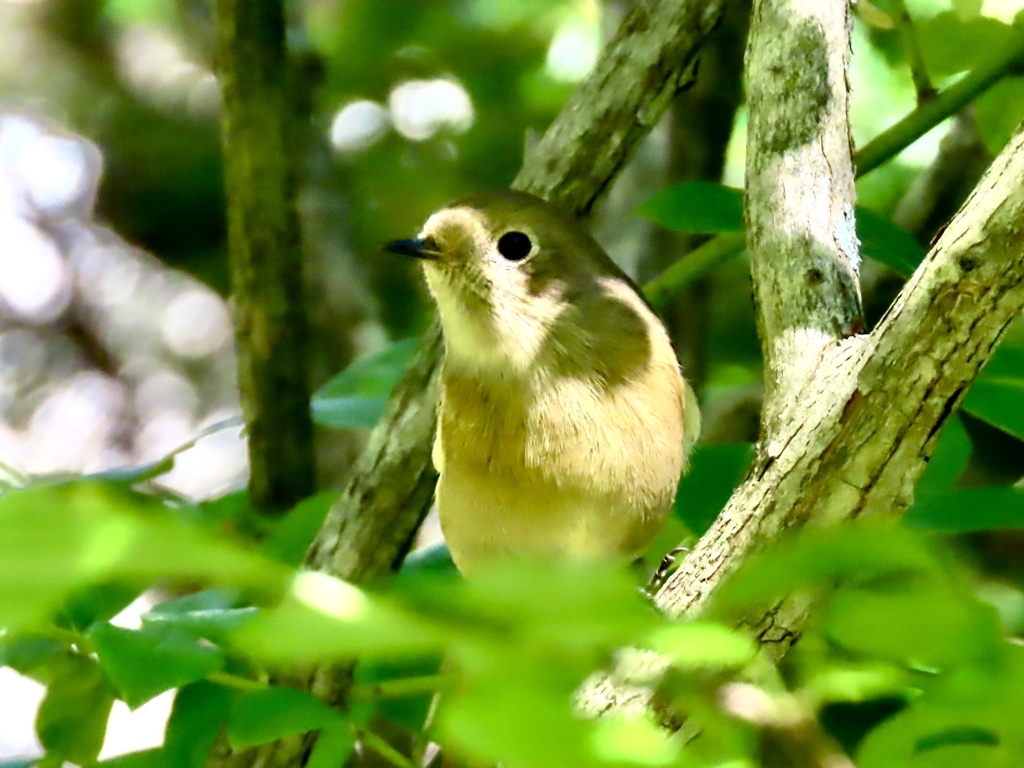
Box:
961 346 1024 441
0 482 284 632
260 492 338 566
237 571 446 663
822 584 1003 668
439 663 596 768
917 12 1016 77
143 588 257 643
646 621 755 669
975 77 1024 155
306 721 356 768
590 716 679 767
164 682 235 768
856 208 926 276
637 183 927 278
312 338 419 429
904 487 1024 532
227 688 344 749
90 622 225 708
98 748 169 768
915 415 971 499
56 581 144 633
675 443 753 535
715 525 945 612
0 635 68 677
433 561 662 655
36 654 116 765
636 181 744 234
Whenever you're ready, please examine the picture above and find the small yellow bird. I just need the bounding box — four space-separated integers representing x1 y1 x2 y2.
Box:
386 190 700 575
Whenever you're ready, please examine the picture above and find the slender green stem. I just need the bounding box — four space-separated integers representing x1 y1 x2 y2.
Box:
644 232 745 310
855 31 1024 176
890 0 935 105
643 31 1024 302
208 671 269 691
358 728 419 768
348 673 454 702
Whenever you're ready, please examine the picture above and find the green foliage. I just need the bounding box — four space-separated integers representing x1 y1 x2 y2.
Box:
3 469 1024 768
312 339 419 429
227 688 343 749
90 622 224 708
638 182 927 277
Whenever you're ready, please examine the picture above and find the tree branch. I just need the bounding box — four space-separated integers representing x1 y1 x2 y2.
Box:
216 0 315 512
658 118 1024 651
743 0 861 425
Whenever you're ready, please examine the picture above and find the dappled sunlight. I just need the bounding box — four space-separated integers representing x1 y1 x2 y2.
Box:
114 25 220 118
329 99 390 153
161 287 232 359
0 113 245 496
389 77 474 141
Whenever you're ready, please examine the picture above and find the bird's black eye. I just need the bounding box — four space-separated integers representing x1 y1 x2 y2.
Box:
497 231 532 261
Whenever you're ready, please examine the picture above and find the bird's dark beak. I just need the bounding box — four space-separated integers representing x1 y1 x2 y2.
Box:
383 238 441 260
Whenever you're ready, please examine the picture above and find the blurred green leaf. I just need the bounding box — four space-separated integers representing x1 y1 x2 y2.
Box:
355 656 443 734
675 443 753 535
164 682 234 768
822 584 1003 668
904 487 1024 532
0 482 285 632
237 571 445 663
312 338 419 429
98 748 169 768
439 664 595 768
590 716 679 767
0 635 68 677
917 12 1016 77
646 621 755 669
143 596 257 646
856 208 926 276
975 76 1024 156
90 622 224 708
857 645 1024 767
56 581 143 633
636 182 744 234
260 492 338 566
227 688 344 749
422 561 662 657
915 415 971 499
715 525 945 613
306 721 357 768
961 346 1024 441
36 654 116 765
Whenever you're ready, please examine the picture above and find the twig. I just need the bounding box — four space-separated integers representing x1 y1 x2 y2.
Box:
215 0 316 514
890 0 936 105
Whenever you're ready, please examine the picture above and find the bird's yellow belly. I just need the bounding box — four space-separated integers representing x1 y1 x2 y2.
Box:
436 464 667 575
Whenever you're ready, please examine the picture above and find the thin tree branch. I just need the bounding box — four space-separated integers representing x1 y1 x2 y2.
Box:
856 31 1024 176
216 0 315 512
890 0 936 105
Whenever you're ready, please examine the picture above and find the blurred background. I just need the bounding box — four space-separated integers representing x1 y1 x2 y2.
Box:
2 0 1024 759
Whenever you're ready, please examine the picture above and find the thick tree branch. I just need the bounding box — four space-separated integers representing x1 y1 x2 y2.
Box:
216 0 315 512
743 0 861 418
658 122 1024 648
